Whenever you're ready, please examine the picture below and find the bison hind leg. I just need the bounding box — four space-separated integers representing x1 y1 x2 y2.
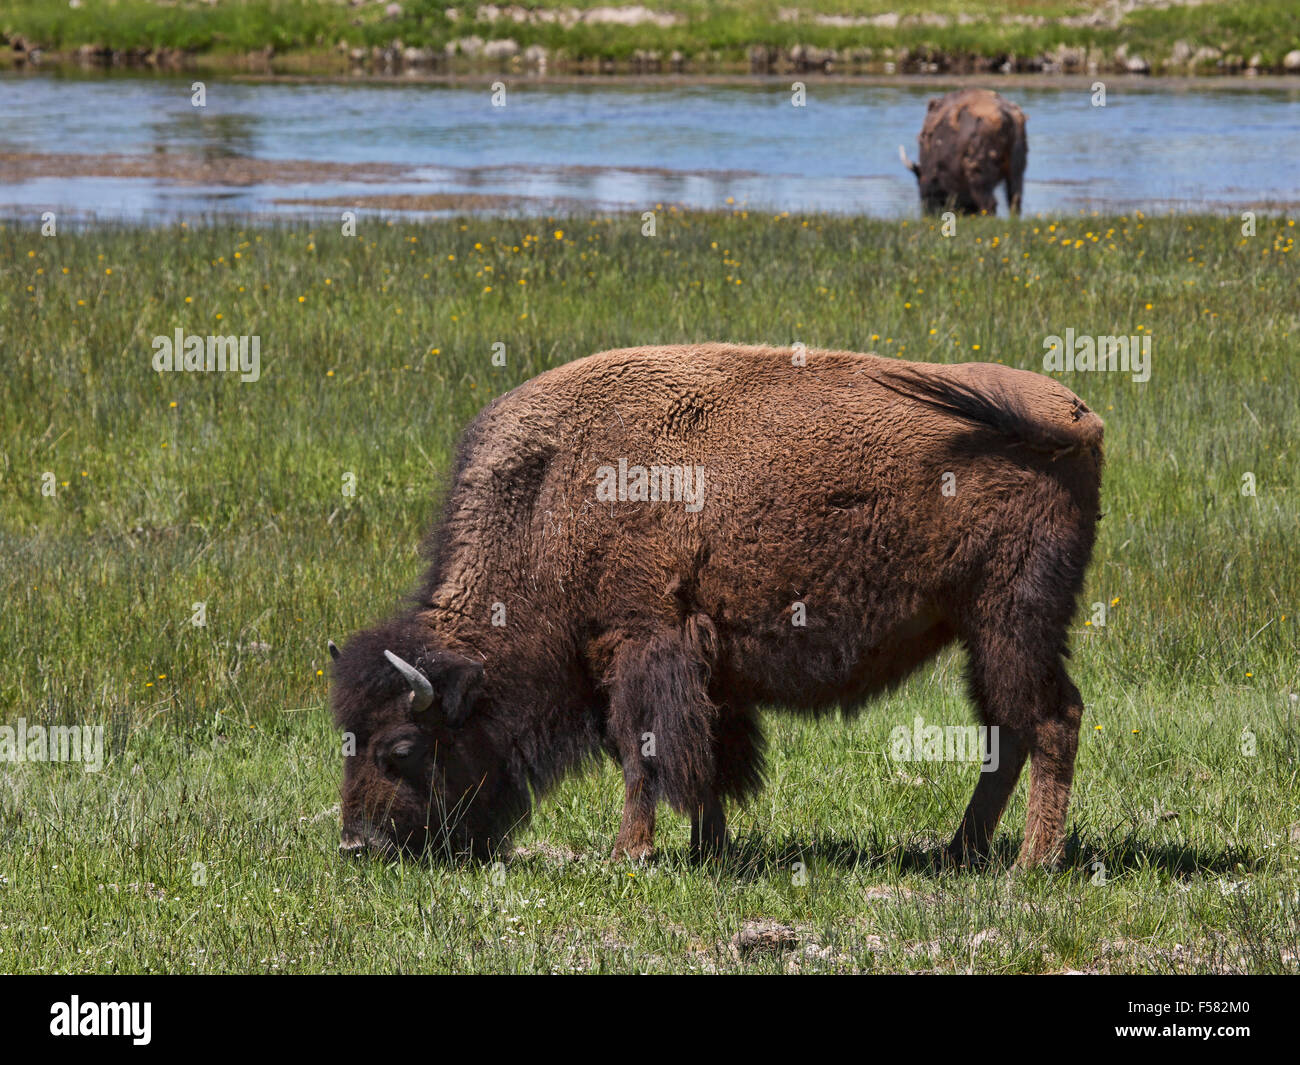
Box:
1005 169 1024 215
1007 127 1027 215
950 623 1084 870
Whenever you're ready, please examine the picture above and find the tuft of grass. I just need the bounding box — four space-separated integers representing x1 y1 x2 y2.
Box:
1 209 1297 973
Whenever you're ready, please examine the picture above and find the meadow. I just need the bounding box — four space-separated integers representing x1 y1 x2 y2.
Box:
0 208 1297 973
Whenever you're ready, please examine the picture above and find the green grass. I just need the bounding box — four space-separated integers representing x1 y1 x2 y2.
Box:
2 0 1298 73
1 209 1297 972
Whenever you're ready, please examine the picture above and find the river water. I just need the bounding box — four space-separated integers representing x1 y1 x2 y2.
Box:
1 71 1297 221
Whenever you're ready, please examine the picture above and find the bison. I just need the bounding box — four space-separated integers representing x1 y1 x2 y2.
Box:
899 88 1028 215
330 344 1102 869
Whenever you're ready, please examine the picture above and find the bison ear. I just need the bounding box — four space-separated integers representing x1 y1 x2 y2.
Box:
434 653 484 727
927 96 942 112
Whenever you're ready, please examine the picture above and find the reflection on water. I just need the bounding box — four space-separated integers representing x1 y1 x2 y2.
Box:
1 71 1298 221
147 109 262 161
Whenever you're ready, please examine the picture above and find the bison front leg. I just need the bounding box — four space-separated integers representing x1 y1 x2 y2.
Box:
613 762 657 861
604 622 720 862
689 795 728 860
971 186 998 216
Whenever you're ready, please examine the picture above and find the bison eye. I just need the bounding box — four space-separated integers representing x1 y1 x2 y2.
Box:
384 739 420 772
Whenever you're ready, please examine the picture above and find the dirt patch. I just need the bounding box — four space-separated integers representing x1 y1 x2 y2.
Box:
0 151 410 187
0 150 673 214
727 919 868 971
272 192 587 213
510 840 582 865
729 919 802 959
473 5 680 28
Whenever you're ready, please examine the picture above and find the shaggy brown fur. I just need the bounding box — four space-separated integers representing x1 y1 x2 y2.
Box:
331 343 1102 868
900 88 1028 215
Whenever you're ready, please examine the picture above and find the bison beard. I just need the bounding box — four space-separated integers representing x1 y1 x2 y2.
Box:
330 343 1103 869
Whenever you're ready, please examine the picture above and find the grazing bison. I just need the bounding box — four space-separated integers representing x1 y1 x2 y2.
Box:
330 344 1102 868
899 88 1028 215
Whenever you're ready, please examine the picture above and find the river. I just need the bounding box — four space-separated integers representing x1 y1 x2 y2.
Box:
1 72 1297 221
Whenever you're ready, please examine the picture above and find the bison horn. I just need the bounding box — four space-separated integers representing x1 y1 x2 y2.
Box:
383 650 434 713
328 640 340 661
898 144 919 175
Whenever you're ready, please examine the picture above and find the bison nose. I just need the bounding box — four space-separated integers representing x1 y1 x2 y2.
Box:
339 830 368 858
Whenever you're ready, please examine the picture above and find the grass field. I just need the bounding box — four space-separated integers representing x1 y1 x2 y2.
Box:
3 0 1299 73
1 208 1297 973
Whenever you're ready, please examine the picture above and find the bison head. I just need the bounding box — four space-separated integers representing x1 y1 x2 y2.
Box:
328 618 513 861
898 144 975 215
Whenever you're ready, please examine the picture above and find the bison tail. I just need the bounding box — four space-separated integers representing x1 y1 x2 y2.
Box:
872 365 1103 457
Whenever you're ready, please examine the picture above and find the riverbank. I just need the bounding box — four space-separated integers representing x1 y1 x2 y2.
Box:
4 0 1300 78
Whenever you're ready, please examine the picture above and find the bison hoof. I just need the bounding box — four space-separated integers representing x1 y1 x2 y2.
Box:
1013 849 1066 872
942 839 989 870
690 834 731 863
611 841 655 862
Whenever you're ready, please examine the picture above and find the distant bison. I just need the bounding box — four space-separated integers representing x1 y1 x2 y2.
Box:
330 344 1102 869
900 88 1028 215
